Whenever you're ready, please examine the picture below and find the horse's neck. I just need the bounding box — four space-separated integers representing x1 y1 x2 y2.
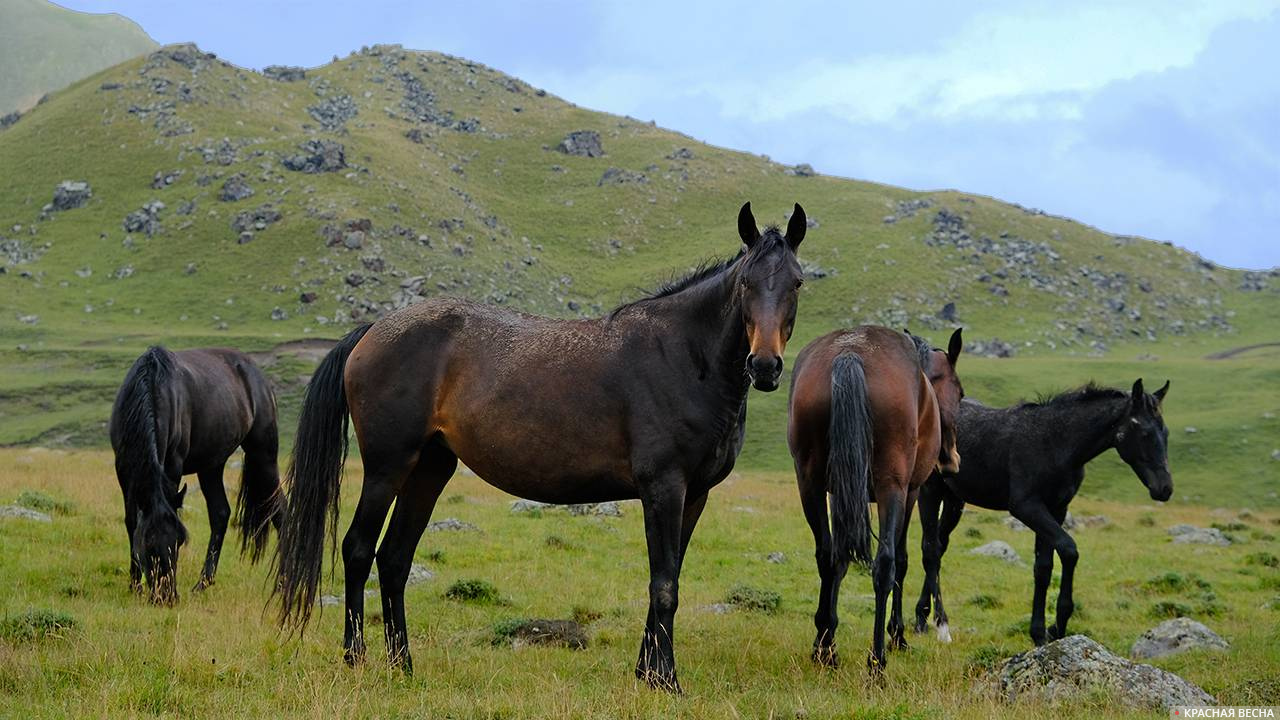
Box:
1049 398 1127 470
647 266 749 396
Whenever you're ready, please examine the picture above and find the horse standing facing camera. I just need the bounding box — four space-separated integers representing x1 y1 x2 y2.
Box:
274 202 808 692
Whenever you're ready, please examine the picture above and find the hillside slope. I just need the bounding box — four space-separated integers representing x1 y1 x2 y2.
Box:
0 43 1276 503
0 0 157 116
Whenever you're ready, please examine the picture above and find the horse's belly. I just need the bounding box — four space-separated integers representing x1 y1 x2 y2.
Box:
442 429 636 504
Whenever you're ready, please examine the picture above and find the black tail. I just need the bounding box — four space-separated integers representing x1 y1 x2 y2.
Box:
234 364 284 565
828 353 873 568
273 323 372 631
235 442 283 565
113 347 185 524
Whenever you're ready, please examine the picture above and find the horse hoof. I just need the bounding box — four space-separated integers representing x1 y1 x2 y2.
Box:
1048 624 1064 641
936 623 952 643
343 647 366 667
811 645 840 668
912 619 929 635
636 668 682 694
191 578 212 593
889 636 909 652
866 654 887 684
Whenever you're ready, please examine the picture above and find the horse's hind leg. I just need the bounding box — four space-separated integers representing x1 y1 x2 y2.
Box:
913 482 941 634
342 453 416 666
377 441 457 674
888 486 918 651
194 461 230 592
869 480 907 675
797 454 847 667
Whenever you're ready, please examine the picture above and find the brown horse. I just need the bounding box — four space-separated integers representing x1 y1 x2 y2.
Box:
787 326 962 672
109 347 283 605
274 202 808 691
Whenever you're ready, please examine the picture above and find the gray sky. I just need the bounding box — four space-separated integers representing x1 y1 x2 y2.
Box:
58 0 1280 269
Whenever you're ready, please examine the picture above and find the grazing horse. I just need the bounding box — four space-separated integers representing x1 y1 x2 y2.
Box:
109 347 283 605
913 380 1172 646
788 326 963 673
274 202 808 690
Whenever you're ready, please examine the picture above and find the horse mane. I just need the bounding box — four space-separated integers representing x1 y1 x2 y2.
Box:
1026 382 1126 409
906 332 934 370
606 227 787 319
115 347 184 513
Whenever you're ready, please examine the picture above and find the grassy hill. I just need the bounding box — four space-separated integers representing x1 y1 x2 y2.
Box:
1 43 1277 505
0 0 157 115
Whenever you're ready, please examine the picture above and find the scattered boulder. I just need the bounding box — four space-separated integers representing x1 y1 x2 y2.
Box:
667 147 694 160
263 65 306 82
151 170 182 189
122 201 164 236
1131 618 1229 660
983 635 1215 709
786 163 816 177
218 174 254 202
566 502 622 517
368 563 434 587
970 540 1022 564
283 140 346 173
511 499 551 514
556 130 603 158
427 517 479 532
766 552 786 564
269 306 286 320
493 618 588 650
1062 512 1111 530
0 110 20 130
0 505 52 522
307 94 358 131
937 302 958 322
1005 517 1029 531
230 204 281 233
597 167 647 186
51 181 92 210
1168 524 1231 546
966 338 1016 358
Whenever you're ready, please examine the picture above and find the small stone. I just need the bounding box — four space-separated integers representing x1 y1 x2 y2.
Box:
766 552 786 564
1185 426 1198 434
1004 516 1029 531
1167 524 1231 546
970 540 1022 564
238 231 254 244
510 499 551 514
1131 618 1229 660
427 517 479 532
565 502 622 517
270 307 287 321
0 505 52 522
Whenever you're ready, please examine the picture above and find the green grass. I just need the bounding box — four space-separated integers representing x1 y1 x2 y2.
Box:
1 449 1277 718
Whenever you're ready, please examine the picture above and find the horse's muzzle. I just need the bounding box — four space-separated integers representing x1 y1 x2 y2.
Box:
747 354 782 392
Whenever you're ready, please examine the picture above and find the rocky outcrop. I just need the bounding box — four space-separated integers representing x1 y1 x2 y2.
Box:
283 140 346 173
218 174 254 202
556 130 603 158
1131 618 1229 660
307 94 358 131
263 65 306 82
984 635 1215 709
51 181 92 210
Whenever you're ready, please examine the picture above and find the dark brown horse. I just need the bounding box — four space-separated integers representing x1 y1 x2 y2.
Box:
109 347 283 605
274 202 808 690
788 326 962 673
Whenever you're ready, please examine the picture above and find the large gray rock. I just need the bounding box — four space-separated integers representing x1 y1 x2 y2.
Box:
0 505 52 522
970 540 1022 564
263 65 306 82
283 140 346 173
1131 618 1229 660
218 174 254 202
556 130 603 157
52 181 92 210
985 635 1215 709
566 502 622 517
1168 524 1232 546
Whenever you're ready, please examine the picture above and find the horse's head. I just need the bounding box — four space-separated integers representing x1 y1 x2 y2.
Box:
1114 378 1172 502
736 201 806 391
925 328 964 475
132 486 189 605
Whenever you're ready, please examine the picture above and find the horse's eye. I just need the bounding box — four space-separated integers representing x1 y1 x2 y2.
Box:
795 279 804 289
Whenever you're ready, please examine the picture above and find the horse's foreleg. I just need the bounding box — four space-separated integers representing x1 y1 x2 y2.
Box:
888 487 918 651
635 475 687 693
376 449 455 674
194 462 230 592
869 483 906 676
124 502 143 593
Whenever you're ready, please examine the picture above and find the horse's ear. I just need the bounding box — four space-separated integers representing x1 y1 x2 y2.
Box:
785 203 807 249
947 327 963 366
1153 380 1170 404
738 202 760 247
1131 378 1145 410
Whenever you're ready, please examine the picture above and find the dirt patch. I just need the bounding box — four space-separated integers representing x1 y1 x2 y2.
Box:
247 338 337 366
1205 342 1280 360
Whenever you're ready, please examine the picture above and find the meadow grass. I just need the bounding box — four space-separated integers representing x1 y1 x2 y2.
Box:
2 448 1277 718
